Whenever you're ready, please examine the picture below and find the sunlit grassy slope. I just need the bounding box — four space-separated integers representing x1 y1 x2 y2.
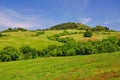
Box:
0 52 120 80
0 30 119 50
0 31 62 50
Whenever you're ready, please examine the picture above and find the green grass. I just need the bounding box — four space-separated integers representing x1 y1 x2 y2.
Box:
0 52 120 80
64 31 120 42
0 31 62 50
0 30 120 50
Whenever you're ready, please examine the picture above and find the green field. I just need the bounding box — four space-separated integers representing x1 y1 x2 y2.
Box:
0 30 120 80
0 31 62 50
0 52 120 80
0 30 119 50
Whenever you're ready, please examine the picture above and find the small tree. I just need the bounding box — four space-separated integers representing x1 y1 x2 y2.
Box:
84 30 92 37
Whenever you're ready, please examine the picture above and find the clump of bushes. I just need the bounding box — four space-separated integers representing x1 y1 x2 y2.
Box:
2 28 27 32
0 46 21 62
0 33 3 37
0 46 42 62
84 30 92 37
0 36 120 62
20 46 39 59
0 32 9 37
43 36 120 56
34 31 45 36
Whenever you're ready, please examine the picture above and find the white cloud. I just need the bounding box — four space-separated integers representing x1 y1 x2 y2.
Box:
80 17 92 24
104 18 120 24
0 8 56 29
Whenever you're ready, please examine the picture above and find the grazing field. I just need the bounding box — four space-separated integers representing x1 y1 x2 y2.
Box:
0 52 120 80
0 31 62 50
0 30 119 50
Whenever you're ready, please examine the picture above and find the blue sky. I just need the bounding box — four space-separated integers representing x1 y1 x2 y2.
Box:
0 0 120 30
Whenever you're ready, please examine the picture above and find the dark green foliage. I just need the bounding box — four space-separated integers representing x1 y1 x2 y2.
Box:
34 31 45 36
66 49 76 56
0 36 120 62
42 45 58 56
0 46 21 62
48 22 112 31
20 46 38 59
44 36 120 56
2 28 27 32
49 22 78 30
49 22 91 30
76 42 97 55
0 32 9 37
92 25 109 31
0 33 2 37
118 39 120 46
84 30 92 37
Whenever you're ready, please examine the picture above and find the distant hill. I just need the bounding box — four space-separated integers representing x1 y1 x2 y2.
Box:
48 22 91 30
2 28 27 32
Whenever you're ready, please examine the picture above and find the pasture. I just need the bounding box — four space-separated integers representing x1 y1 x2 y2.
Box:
0 52 120 80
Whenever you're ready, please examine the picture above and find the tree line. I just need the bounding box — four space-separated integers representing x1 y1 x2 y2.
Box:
2 28 27 32
0 36 120 62
48 22 110 31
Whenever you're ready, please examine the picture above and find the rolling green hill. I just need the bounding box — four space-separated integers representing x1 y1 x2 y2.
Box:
0 30 118 50
0 52 120 80
0 29 120 80
0 31 62 50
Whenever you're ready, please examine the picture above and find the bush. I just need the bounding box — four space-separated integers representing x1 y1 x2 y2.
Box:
0 46 21 62
84 30 92 37
66 49 76 56
2 28 27 32
118 39 120 46
34 31 45 36
20 46 38 59
0 33 2 37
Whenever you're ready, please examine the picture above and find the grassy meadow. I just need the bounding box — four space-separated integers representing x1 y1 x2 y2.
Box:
0 30 119 50
0 52 120 80
0 30 120 80
0 31 62 50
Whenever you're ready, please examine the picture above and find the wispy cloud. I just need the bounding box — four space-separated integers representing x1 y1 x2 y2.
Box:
82 0 90 10
0 8 56 29
57 0 90 12
80 17 92 24
104 18 120 24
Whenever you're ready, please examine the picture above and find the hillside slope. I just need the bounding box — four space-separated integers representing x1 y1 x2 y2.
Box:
0 30 118 50
0 52 120 80
49 22 91 30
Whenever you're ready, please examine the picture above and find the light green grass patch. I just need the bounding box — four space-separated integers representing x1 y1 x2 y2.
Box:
0 52 120 80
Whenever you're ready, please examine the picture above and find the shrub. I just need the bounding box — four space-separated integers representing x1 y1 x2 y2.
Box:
66 49 76 56
84 30 92 37
84 42 97 54
0 33 2 37
76 42 86 55
34 31 45 36
20 46 38 59
118 39 120 46
0 46 21 62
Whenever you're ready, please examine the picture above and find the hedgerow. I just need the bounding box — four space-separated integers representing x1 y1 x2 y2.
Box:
0 36 120 62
